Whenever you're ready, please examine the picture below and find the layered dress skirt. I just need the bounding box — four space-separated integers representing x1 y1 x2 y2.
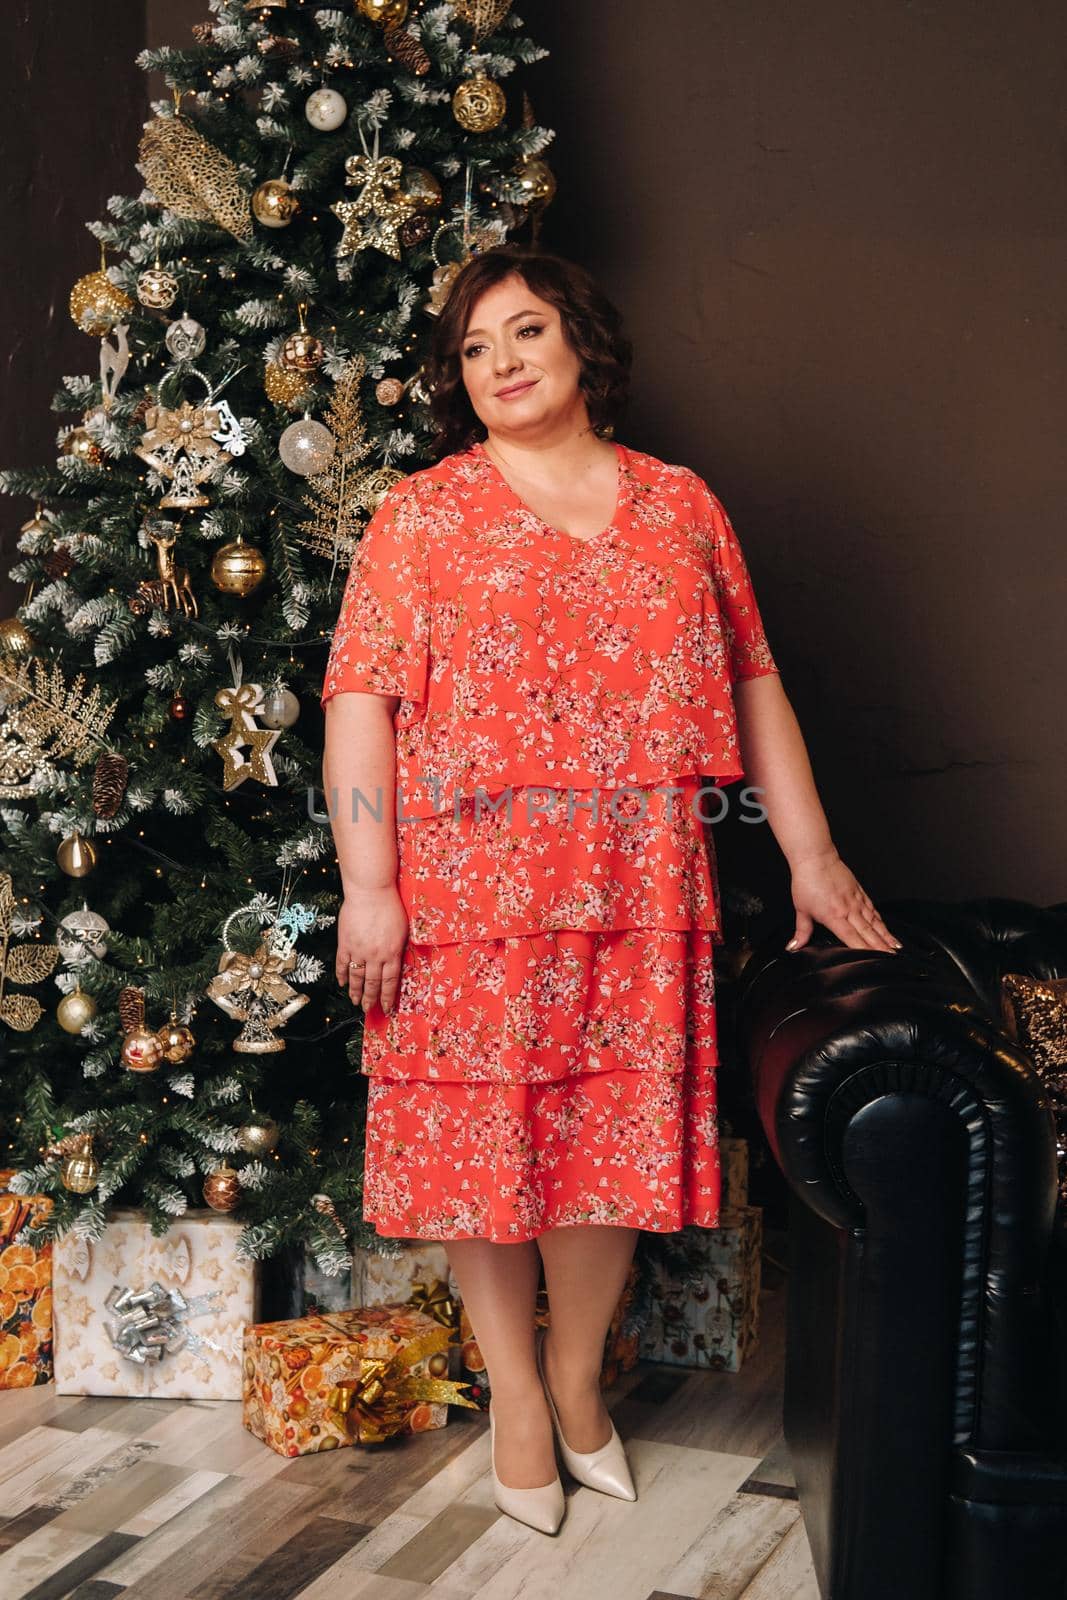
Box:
358 777 724 1242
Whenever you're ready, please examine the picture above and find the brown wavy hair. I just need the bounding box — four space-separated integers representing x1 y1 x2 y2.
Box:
422 245 633 460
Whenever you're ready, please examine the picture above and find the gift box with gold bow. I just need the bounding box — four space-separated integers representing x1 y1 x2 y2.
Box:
352 1243 463 1372
242 1303 479 1457
0 1170 54 1390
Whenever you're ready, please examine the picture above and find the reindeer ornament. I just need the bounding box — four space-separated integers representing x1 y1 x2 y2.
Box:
128 519 199 619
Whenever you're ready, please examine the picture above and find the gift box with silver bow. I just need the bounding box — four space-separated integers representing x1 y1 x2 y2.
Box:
53 1207 260 1398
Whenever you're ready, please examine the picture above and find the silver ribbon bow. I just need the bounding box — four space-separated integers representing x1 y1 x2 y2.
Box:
103 1280 225 1366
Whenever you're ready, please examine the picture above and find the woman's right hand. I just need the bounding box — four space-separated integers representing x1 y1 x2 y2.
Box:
337 885 409 1015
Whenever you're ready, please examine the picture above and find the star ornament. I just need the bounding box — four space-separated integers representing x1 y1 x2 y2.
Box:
211 680 281 790
211 723 280 789
331 154 419 260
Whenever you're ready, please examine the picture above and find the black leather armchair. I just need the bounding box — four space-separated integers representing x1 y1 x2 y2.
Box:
735 897 1067 1600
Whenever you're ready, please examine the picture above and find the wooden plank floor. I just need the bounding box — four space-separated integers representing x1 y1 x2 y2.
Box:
0 1235 818 1600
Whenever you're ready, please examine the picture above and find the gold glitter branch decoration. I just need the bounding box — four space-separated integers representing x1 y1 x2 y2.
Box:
0 871 60 1032
0 654 118 798
297 354 404 570
138 108 253 242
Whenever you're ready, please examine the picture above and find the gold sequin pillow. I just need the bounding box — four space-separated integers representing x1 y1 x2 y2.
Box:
1000 973 1067 1205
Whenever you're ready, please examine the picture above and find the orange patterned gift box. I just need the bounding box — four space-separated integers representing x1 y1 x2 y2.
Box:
242 1302 480 1457
455 1264 642 1409
0 1169 54 1390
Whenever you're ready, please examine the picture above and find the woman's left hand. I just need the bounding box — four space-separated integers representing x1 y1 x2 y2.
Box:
787 847 902 953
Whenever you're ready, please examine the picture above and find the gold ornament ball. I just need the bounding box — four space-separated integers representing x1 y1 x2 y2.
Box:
157 1018 196 1063
356 0 408 24
236 1112 281 1155
452 73 506 134
512 156 557 210
203 1163 242 1212
57 832 97 877
375 377 405 407
264 360 314 410
20 510 52 538
280 329 325 372
69 268 134 336
393 166 442 213
252 178 302 228
57 988 98 1034
211 539 267 596
137 265 180 309
61 428 104 467
61 1135 99 1194
0 616 34 657
122 1025 165 1073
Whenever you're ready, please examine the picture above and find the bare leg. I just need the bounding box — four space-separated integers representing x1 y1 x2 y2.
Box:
444 1238 557 1489
537 1224 640 1452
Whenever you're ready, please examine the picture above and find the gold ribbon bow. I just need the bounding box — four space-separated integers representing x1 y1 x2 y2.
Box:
206 942 300 1007
140 401 222 456
322 1319 480 1444
407 1275 458 1331
214 682 263 729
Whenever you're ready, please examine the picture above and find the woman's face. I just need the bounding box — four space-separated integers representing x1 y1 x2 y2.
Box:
459 274 585 441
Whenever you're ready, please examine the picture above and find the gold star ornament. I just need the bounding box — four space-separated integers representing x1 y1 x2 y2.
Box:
331 154 419 260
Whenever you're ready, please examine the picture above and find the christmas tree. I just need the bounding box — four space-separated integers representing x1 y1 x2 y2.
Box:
0 0 555 1275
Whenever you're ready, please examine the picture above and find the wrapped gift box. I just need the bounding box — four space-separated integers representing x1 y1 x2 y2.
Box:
352 1241 463 1374
457 1301 489 1409
720 1137 749 1210
243 1303 478 1457
52 1207 259 1399
639 1205 762 1373
261 1244 353 1320
601 1259 642 1387
352 1241 460 1322
0 1173 53 1390
454 1266 641 1407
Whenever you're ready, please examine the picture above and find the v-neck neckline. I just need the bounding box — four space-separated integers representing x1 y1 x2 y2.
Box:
473 438 629 549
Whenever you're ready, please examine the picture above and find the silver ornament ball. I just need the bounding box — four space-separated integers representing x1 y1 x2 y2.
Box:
260 687 301 729
57 905 111 962
165 316 207 361
278 417 336 475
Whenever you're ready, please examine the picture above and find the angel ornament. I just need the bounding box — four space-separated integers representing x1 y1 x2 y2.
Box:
206 907 309 1054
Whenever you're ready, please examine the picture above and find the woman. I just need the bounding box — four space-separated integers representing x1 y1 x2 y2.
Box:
321 245 899 1535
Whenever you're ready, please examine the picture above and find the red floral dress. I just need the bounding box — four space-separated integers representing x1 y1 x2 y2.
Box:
320 438 779 1242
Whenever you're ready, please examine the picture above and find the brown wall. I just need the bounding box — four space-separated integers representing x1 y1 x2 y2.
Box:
5 1 1063 915
535 1 1067 913
1 1 150 614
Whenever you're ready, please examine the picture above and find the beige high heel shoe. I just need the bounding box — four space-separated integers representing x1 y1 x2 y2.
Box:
488 1398 566 1535
536 1325 637 1501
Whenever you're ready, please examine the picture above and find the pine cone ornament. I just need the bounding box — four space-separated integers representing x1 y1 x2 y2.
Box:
43 546 74 580
92 751 129 819
117 984 146 1033
384 24 431 75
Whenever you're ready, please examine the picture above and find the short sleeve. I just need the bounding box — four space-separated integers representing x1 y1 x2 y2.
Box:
320 478 430 711
695 477 779 685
